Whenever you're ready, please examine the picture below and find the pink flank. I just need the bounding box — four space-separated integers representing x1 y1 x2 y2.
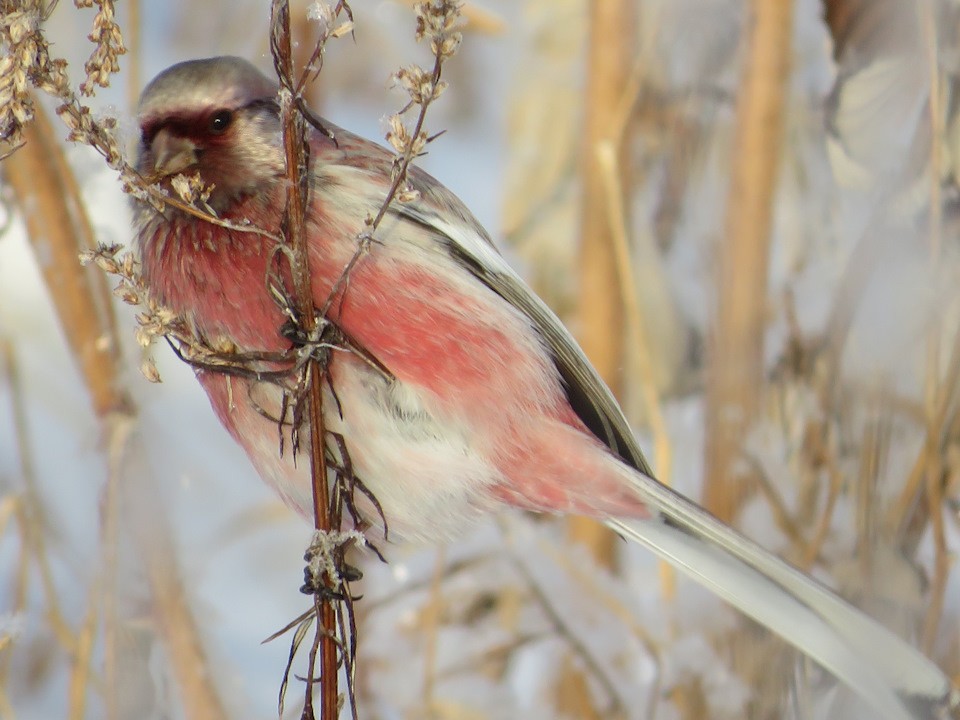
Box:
139 170 647 540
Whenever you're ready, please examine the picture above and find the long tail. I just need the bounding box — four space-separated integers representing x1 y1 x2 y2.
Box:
608 471 957 720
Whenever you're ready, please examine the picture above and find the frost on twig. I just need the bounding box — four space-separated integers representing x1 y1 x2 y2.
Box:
302 529 367 595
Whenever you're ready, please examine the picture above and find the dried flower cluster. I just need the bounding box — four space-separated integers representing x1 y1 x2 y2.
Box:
0 1 66 149
382 1 463 207
0 0 164 215
169 171 215 209
414 0 463 56
79 241 279 388
77 0 125 96
79 243 192 383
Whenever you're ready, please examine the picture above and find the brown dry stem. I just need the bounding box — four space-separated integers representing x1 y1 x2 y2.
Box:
703 0 794 522
265 3 463 718
270 2 341 716
5 91 227 720
567 0 636 573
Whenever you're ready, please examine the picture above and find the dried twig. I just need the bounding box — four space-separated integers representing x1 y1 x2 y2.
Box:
269 2 343 716
262 3 463 718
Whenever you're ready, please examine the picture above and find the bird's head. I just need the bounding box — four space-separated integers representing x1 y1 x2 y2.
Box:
136 56 285 211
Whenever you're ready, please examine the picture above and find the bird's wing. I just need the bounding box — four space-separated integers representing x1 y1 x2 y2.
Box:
390 195 653 476
310 125 647 473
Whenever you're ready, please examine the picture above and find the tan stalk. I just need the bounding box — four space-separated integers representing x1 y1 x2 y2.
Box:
886 324 960 540
139 503 230 720
567 0 635 571
5 99 228 720
558 2 636 714
421 546 447 712
529 531 664 720
508 554 625 718
596 145 676 599
0 345 76 665
126 0 141 110
919 0 950 653
5 107 124 416
703 0 794 522
67 590 99 720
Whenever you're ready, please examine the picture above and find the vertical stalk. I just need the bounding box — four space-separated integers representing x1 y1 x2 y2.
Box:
126 0 141 111
6 99 228 720
569 0 636 568
703 0 793 522
919 0 948 653
270 3 338 716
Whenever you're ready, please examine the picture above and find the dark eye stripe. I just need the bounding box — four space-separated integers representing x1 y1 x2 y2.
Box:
140 99 276 146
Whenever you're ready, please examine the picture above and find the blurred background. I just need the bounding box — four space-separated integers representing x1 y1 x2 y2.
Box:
1 0 959 718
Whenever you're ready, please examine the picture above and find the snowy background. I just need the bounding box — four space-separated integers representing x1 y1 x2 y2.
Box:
1 1 959 719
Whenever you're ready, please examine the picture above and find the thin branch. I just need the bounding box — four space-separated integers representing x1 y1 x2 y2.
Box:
269 3 355 717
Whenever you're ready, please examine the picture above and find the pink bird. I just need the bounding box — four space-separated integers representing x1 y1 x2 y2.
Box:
133 56 954 720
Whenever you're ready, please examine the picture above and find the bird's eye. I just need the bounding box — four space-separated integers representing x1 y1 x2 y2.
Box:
208 110 234 135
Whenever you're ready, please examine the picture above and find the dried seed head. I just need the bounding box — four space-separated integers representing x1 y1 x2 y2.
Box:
113 280 141 306
396 184 421 204
385 114 410 153
79 0 127 96
140 357 161 383
170 172 214 206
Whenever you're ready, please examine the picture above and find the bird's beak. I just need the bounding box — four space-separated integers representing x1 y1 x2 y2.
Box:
150 128 199 178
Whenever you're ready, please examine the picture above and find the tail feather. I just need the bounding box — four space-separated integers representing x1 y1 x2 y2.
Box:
608 473 956 720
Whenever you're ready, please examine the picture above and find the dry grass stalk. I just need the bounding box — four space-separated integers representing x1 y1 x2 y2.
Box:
696 0 794 714
420 546 447 711
566 0 636 572
558 2 637 714
0 343 76 691
575 0 633 418
918 0 951 655
141 517 230 720
526 528 663 717
4 88 228 719
703 0 794 523
500 0 582 318
3 97 124 417
508 551 625 719
125 0 141 110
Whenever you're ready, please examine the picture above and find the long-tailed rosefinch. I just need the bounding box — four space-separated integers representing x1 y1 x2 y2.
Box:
133 57 953 719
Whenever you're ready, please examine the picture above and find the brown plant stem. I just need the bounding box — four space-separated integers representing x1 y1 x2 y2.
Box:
6 97 227 720
919 0 949 653
569 0 636 571
4 98 125 417
703 0 794 522
270 2 338 717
